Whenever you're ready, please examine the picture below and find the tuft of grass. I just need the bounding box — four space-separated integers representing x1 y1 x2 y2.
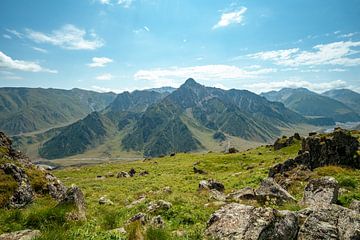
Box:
0 169 18 208
145 227 170 240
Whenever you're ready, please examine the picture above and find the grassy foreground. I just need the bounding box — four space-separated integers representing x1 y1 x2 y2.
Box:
1 137 360 239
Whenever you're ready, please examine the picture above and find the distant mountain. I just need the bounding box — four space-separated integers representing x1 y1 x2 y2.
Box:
323 89 360 115
261 88 360 123
0 87 116 135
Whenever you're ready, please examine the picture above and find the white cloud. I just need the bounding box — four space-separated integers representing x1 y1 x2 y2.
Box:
213 7 247 29
118 0 133 8
87 57 113 68
133 26 150 34
328 68 347 72
134 64 276 87
32 47 48 53
95 73 113 81
26 24 104 50
6 29 23 38
99 0 111 4
0 51 57 73
245 80 348 94
3 34 11 39
248 41 360 67
339 32 357 38
144 26 150 32
0 71 23 80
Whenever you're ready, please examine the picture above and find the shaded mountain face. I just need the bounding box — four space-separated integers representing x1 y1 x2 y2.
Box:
323 89 360 115
0 88 116 135
261 88 360 123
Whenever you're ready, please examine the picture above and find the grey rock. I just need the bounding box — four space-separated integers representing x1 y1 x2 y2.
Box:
117 171 130 178
209 189 226 201
128 212 148 225
255 178 296 205
98 196 113 205
147 200 172 213
226 187 256 201
349 200 360 213
58 185 86 221
198 179 225 192
302 176 339 207
126 195 146 208
205 203 298 240
150 215 165 228
45 172 67 201
0 229 40 240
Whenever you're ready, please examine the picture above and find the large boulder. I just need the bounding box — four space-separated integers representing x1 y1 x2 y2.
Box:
0 229 41 240
302 177 339 207
298 204 360 240
255 178 296 205
57 185 86 221
205 203 298 240
0 163 33 208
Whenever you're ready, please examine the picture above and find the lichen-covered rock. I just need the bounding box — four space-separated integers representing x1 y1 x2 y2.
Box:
128 212 148 225
302 177 339 207
349 200 360 213
226 187 256 202
150 215 165 228
0 229 40 240
255 178 296 205
45 172 67 201
117 171 130 178
58 185 86 221
298 204 360 240
0 163 33 208
98 196 113 205
147 200 172 213
209 189 226 201
205 203 298 240
198 179 225 192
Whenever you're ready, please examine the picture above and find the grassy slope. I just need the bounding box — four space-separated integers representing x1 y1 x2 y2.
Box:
1 133 359 239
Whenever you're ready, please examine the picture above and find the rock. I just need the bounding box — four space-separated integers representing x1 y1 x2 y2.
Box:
45 172 67 201
193 166 207 174
0 229 41 240
117 171 130 178
138 170 149 176
150 215 165 228
274 135 295 150
162 186 172 194
228 147 239 154
302 177 339 207
126 195 146 208
205 203 298 240
147 200 172 213
298 204 360 240
198 179 225 192
58 185 86 221
128 212 148 225
349 200 360 213
170 153 176 157
105 172 114 177
0 163 34 208
98 196 113 205
226 187 256 201
129 168 136 177
255 178 296 205
209 189 226 201
96 175 105 180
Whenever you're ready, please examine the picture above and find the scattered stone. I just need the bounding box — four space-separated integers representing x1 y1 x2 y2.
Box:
126 195 146 208
193 166 207 174
205 203 298 240
139 171 149 176
147 200 172 213
129 168 136 177
199 179 225 192
96 175 105 180
58 185 86 221
98 196 113 205
209 189 226 201
255 178 296 205
150 215 165 228
226 187 256 202
162 186 172 194
349 200 360 213
0 163 34 208
0 229 41 240
117 171 130 178
128 212 148 225
302 176 339 207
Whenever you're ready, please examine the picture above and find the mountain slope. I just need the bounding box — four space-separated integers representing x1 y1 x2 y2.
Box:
0 88 116 135
323 89 360 115
261 88 360 123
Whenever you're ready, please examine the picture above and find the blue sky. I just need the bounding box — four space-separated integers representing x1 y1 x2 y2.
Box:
0 0 360 93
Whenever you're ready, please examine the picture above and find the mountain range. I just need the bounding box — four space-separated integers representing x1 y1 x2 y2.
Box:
2 79 360 160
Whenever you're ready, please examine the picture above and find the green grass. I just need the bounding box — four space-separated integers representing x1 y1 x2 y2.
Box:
1 138 360 239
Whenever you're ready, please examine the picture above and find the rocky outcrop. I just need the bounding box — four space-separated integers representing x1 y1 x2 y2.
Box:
199 179 225 192
273 133 301 150
0 163 33 208
255 178 296 205
58 186 86 221
269 128 360 177
206 203 299 240
302 177 339 207
0 229 41 240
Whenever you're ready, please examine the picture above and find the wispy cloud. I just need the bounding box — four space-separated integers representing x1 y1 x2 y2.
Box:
133 26 150 34
339 32 358 38
26 24 104 50
117 0 133 8
245 80 347 94
0 71 23 80
0 51 57 73
248 41 360 67
95 73 113 80
3 34 11 39
32 47 48 53
213 7 247 29
88 57 113 68
6 29 23 38
98 0 111 4
134 64 276 87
